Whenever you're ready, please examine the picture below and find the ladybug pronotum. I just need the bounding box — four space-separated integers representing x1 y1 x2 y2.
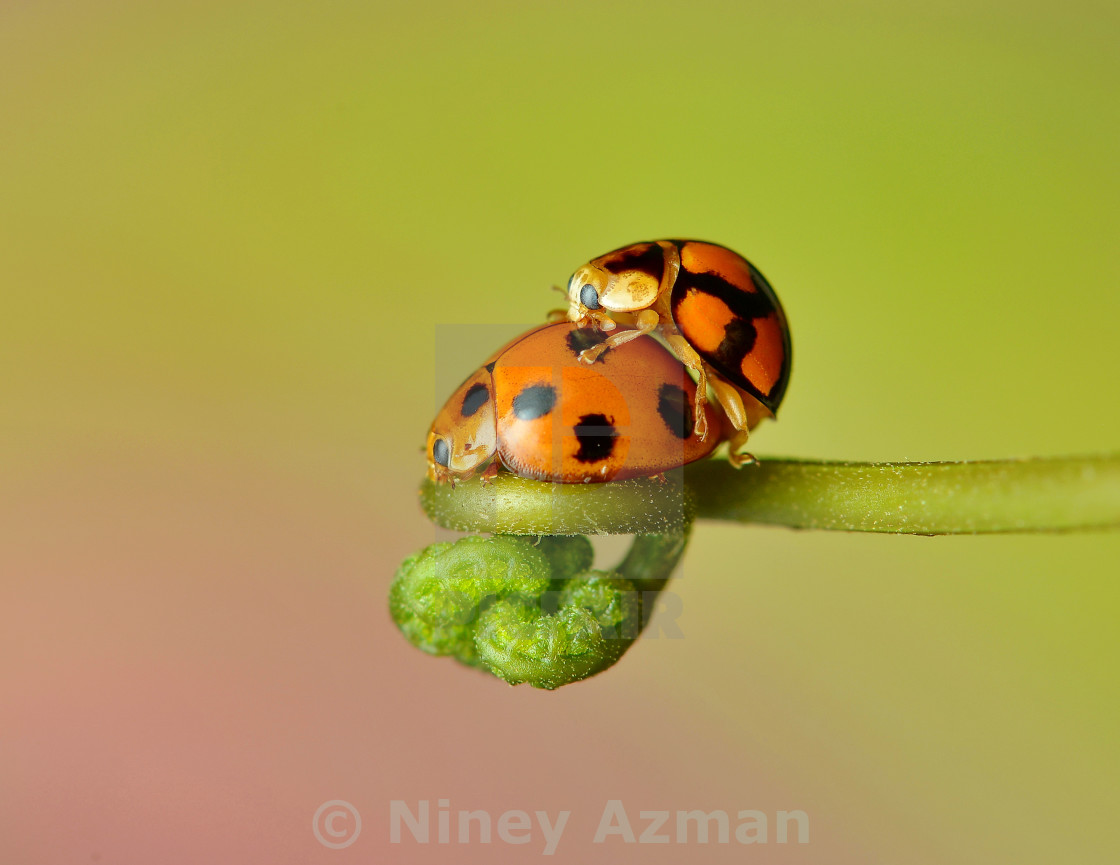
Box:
564 239 791 466
426 322 724 484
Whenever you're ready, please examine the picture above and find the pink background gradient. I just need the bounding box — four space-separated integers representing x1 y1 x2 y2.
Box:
2 1 1117 862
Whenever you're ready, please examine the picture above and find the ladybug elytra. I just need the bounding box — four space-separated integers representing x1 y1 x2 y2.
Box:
426 322 723 484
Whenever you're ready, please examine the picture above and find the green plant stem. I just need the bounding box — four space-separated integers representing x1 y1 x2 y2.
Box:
421 471 695 535
690 455 1120 534
421 454 1120 536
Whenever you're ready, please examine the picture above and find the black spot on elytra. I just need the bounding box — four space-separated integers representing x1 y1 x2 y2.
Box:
602 242 665 282
565 327 610 359
483 361 496 374
512 385 556 420
669 261 790 410
432 438 450 467
572 413 618 463
460 383 489 418
714 316 758 372
657 383 693 440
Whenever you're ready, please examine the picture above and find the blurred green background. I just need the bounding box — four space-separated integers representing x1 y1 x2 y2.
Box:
2 1 1117 862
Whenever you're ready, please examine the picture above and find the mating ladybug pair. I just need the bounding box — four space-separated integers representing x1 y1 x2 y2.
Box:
427 240 792 484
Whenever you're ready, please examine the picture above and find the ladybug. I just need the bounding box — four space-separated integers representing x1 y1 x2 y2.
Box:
426 322 724 484
564 239 791 466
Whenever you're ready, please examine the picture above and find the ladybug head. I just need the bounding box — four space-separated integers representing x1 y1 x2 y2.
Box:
564 264 611 320
426 370 499 484
426 422 497 485
565 242 666 320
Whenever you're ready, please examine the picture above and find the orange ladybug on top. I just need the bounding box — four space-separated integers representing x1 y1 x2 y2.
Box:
564 240 791 465
426 322 723 484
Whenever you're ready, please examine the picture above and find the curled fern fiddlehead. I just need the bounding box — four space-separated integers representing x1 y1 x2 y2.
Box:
390 530 688 689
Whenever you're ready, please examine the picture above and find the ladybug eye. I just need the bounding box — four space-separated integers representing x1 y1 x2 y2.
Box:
432 438 450 467
580 284 600 310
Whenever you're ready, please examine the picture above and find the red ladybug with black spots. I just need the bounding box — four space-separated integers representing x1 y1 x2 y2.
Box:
564 240 791 466
426 322 724 484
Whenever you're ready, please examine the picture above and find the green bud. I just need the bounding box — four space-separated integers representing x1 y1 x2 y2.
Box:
390 535 551 667
476 570 640 689
390 530 689 689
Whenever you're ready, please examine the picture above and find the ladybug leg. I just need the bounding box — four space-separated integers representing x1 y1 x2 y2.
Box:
725 430 755 468
706 375 759 468
574 309 618 331
577 309 659 364
663 333 712 441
